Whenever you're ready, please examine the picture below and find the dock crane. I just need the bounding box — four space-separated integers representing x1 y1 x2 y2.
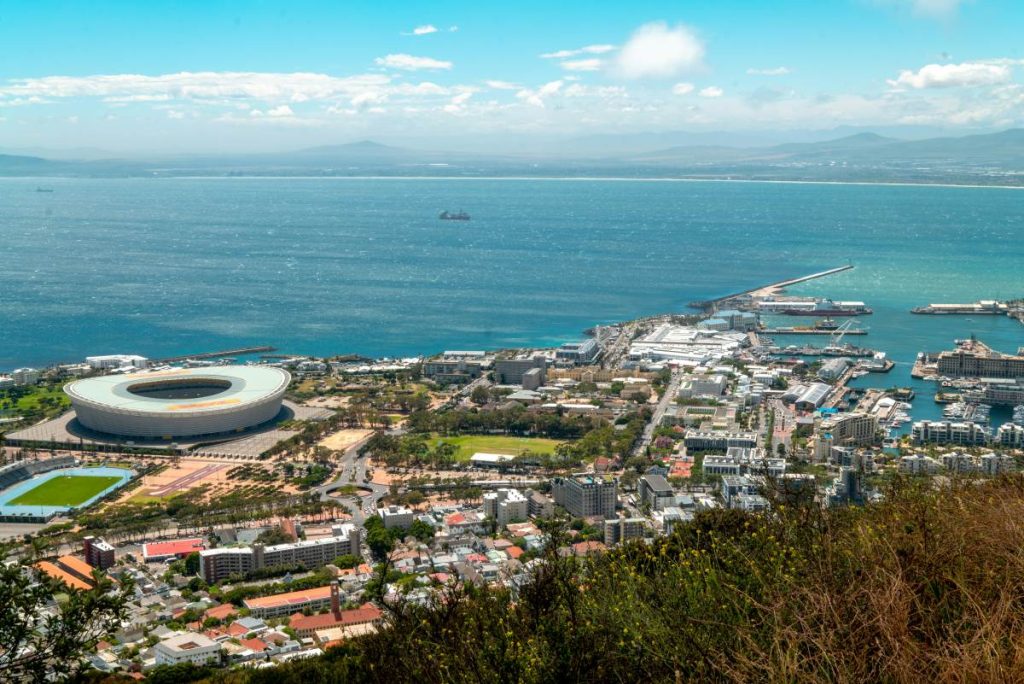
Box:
825 320 858 352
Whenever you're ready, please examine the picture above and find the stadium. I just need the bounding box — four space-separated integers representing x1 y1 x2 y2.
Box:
0 456 134 522
64 366 291 439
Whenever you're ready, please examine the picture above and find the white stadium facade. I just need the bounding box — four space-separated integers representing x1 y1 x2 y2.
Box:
64 366 290 439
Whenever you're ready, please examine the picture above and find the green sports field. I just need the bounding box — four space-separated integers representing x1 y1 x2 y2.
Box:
431 434 564 462
8 475 123 506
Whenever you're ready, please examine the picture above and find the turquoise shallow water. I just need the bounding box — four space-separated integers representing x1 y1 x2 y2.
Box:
2 177 1022 428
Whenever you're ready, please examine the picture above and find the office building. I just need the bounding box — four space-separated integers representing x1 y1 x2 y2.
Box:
83 536 116 570
482 488 529 528
937 346 1024 379
200 525 361 583
603 517 645 546
555 339 600 365
637 473 675 511
379 505 414 530
494 357 547 386
154 633 222 667
551 475 618 518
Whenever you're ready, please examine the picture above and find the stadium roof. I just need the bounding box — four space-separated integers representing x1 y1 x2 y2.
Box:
65 366 289 415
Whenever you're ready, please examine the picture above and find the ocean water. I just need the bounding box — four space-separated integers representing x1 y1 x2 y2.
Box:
2 177 1022 428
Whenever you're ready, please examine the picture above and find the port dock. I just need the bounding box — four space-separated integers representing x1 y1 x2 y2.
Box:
760 327 867 336
689 264 854 312
153 346 277 364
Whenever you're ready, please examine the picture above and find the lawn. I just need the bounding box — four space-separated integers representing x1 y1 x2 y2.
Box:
431 434 564 462
9 475 123 506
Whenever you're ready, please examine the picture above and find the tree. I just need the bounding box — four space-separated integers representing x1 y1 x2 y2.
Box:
0 563 132 682
184 551 201 576
333 554 363 569
470 384 490 405
776 442 787 458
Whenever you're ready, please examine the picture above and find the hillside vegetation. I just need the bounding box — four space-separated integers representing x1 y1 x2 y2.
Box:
203 476 1024 683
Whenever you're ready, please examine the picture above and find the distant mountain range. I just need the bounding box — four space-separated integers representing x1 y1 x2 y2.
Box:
2 129 1023 185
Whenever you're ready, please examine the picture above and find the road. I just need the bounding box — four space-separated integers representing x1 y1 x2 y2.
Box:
315 432 389 525
632 370 682 456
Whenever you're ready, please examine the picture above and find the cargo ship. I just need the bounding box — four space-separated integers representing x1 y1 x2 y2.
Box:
439 210 470 221
774 299 872 316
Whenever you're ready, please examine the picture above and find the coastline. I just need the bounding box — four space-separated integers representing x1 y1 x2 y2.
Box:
6 174 1024 191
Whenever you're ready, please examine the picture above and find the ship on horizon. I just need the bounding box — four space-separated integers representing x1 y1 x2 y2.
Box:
439 210 470 221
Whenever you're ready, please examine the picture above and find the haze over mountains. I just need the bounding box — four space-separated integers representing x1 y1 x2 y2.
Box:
3 128 1023 185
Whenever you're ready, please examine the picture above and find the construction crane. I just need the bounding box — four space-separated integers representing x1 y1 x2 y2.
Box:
827 320 857 350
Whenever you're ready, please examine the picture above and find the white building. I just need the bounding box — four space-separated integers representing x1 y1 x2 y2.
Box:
379 505 414 530
899 454 942 475
154 632 222 667
86 355 149 370
482 488 529 528
11 368 40 385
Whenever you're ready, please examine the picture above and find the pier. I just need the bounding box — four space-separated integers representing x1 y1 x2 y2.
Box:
689 264 854 312
153 346 277 364
760 327 867 336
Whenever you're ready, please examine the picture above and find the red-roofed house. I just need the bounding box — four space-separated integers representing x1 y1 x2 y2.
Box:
239 637 269 653
505 546 524 560
204 603 238 622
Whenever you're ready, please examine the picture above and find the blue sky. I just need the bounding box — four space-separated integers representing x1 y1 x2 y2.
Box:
1 0 1022 153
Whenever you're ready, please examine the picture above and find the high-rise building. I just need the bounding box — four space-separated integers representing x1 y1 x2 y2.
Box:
83 536 116 569
551 475 618 518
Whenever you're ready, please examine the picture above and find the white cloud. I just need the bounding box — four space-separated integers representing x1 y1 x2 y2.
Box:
699 86 723 97
747 67 790 76
166 109 185 119
411 24 438 35
887 61 1011 89
0 71 392 104
448 25 459 32
103 94 172 102
485 80 520 90
672 82 695 95
267 104 294 117
540 44 616 59
516 80 563 107
374 54 452 71
560 58 603 72
612 22 705 79
906 0 965 18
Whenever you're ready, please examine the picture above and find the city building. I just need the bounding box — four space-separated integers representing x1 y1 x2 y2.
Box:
482 488 529 528
900 454 942 475
911 420 990 446
996 422 1024 448
551 475 618 519
603 517 645 546
422 352 487 384
526 490 554 518
200 525 361 583
819 412 879 447
143 539 205 562
702 455 743 476
937 346 1024 380
494 357 547 387
677 374 728 399
154 633 222 667
288 583 382 640
555 339 600 365
83 536 115 569
11 368 40 385
637 473 675 511
244 585 337 619
683 430 759 451
379 505 414 530
86 354 149 370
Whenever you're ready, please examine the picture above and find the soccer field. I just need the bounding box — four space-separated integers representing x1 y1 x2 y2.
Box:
431 434 564 461
8 475 123 506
